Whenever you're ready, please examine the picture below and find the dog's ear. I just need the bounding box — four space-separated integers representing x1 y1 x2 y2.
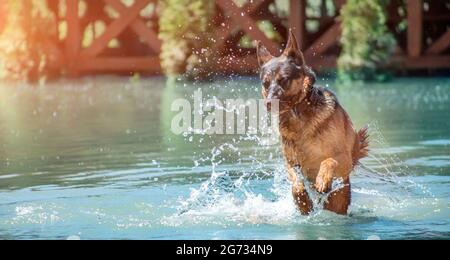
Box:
302 66 316 90
256 41 273 66
283 29 305 66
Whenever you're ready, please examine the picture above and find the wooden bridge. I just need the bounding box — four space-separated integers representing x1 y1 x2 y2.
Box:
2 0 450 76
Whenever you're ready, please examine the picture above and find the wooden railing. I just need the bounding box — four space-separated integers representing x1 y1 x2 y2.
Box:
64 0 161 76
32 0 450 75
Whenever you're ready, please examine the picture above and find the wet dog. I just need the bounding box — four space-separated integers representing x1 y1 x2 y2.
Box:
256 30 369 215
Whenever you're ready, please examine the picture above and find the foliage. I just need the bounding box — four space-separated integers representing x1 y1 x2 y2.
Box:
0 0 61 82
158 0 214 79
337 0 396 82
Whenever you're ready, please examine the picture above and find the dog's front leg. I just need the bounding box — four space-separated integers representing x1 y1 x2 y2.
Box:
314 157 352 215
314 158 338 193
287 166 313 215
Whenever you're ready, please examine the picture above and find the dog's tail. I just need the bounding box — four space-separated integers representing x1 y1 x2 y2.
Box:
353 126 369 166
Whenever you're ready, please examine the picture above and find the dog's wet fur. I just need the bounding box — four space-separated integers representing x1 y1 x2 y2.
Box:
257 30 369 215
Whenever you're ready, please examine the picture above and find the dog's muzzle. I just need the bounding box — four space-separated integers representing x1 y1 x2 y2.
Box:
264 98 280 112
265 86 282 112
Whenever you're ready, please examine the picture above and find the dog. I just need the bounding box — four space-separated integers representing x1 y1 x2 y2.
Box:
256 30 369 215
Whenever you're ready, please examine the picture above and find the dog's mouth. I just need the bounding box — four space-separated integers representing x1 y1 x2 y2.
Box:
264 98 287 113
264 99 277 112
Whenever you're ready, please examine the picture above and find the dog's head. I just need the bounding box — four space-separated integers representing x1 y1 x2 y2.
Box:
257 30 316 113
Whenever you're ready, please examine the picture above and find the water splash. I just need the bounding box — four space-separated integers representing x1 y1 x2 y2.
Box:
361 122 438 194
163 118 445 227
162 128 302 226
161 72 448 230
352 121 441 219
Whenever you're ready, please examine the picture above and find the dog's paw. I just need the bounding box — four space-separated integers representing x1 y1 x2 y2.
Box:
315 159 337 193
315 172 333 193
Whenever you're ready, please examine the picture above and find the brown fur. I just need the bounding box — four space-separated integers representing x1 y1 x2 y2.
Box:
257 30 369 215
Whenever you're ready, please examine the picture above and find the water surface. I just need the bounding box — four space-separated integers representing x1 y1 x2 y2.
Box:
0 76 449 240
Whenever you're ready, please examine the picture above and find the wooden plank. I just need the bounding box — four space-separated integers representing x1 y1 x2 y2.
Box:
0 0 6 33
213 21 236 52
407 0 422 57
289 0 306 50
426 29 450 55
65 0 82 75
242 0 271 13
213 0 272 51
211 55 450 74
80 0 151 58
215 0 280 54
305 22 341 58
308 56 337 69
78 57 161 72
104 0 161 53
211 55 338 74
391 55 450 69
333 0 346 11
211 56 259 74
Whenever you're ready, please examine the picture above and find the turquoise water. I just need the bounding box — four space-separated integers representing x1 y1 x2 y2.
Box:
0 76 448 240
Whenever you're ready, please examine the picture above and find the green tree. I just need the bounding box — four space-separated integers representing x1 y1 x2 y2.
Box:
159 0 214 79
337 0 396 82
0 0 61 82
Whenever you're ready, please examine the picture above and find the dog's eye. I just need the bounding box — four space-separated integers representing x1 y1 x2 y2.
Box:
278 78 289 86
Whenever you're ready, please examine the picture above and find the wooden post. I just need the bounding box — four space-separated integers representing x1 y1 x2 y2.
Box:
289 0 306 50
320 0 327 20
65 0 81 76
0 0 6 33
407 0 422 58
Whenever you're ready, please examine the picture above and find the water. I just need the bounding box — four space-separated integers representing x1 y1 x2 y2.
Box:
0 76 448 240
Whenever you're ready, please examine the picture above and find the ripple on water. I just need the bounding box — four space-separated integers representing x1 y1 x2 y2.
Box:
371 146 419 155
0 174 20 180
419 140 450 146
7 203 64 225
405 156 450 168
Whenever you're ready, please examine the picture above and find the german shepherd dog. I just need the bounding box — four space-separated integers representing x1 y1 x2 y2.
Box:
256 30 369 215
